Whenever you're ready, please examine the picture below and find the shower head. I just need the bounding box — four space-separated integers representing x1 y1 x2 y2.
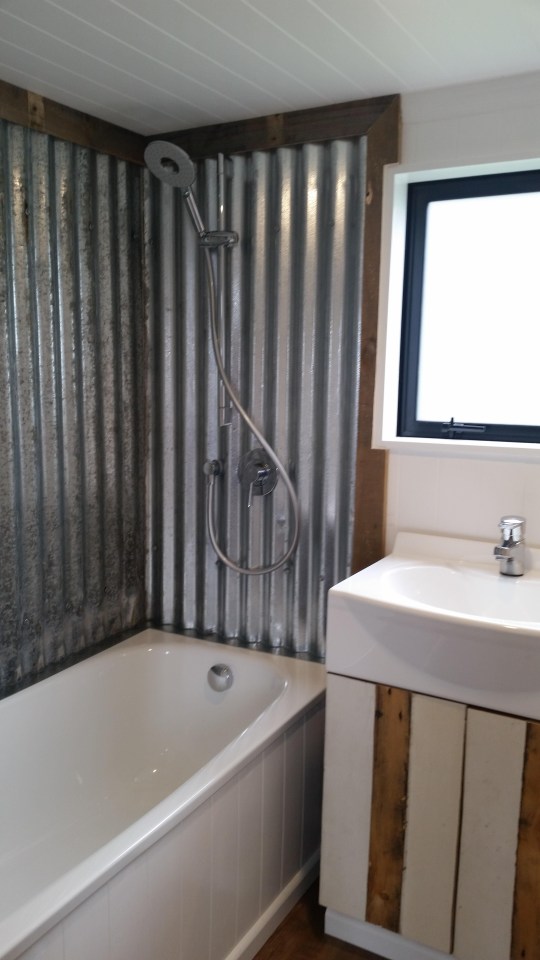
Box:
144 140 238 246
144 140 196 192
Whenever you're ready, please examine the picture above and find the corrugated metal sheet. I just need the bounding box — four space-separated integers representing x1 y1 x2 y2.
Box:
145 138 366 659
0 122 366 692
0 121 146 694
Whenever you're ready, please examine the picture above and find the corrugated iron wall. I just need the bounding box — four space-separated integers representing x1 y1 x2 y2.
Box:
0 123 366 691
0 121 146 694
145 138 366 659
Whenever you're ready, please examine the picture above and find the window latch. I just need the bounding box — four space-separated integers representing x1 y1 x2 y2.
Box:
441 418 487 438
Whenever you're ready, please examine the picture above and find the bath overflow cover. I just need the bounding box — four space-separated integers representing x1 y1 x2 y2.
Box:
208 664 234 692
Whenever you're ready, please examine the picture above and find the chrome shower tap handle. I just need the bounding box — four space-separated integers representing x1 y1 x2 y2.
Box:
238 449 278 509
247 465 272 508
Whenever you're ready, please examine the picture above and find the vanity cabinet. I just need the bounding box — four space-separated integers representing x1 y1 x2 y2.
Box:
320 674 540 960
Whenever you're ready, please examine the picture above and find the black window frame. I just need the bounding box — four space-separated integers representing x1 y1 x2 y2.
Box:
398 169 540 443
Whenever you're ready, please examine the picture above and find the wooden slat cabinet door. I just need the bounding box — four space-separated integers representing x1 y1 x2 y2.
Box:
320 678 465 952
454 709 540 960
320 677 540 959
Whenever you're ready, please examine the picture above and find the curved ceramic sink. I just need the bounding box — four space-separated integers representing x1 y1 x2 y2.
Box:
382 561 540 626
326 532 540 720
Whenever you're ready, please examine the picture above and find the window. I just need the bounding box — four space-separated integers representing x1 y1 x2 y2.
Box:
398 169 540 443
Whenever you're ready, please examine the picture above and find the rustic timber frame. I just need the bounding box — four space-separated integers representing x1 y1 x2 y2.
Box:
0 77 400 573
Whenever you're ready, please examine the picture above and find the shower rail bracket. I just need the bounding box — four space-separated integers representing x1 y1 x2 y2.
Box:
199 230 239 248
203 458 223 478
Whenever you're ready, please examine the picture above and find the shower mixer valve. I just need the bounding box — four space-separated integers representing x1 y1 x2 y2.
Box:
237 448 278 507
248 465 270 509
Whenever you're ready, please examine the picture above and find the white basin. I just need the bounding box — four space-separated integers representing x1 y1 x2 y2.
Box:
327 532 540 720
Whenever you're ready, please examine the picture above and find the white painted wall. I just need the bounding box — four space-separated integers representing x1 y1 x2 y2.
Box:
384 70 540 552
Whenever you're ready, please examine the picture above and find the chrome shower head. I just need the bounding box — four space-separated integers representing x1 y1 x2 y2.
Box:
144 140 196 192
144 140 238 245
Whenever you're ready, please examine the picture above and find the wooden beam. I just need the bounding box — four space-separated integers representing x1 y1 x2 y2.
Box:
366 684 411 932
0 78 146 165
352 95 400 572
149 94 398 158
511 721 540 960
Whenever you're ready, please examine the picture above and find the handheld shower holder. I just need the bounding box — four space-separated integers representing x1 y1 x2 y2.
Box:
199 230 239 248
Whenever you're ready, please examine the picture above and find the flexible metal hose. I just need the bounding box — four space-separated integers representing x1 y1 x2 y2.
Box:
202 246 300 575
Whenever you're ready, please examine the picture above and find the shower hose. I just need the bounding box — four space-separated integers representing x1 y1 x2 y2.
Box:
202 245 300 576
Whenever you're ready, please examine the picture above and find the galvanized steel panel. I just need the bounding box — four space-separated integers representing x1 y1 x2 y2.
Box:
0 120 365 692
0 121 146 694
145 138 366 659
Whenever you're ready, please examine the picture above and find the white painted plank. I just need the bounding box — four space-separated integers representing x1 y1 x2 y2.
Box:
261 734 285 910
9 0 259 118
146 822 185 960
179 804 212 960
108 854 152 960
400 694 466 952
320 675 375 921
210 779 239 960
236 756 263 941
454 708 526 960
64 887 109 960
18 923 65 960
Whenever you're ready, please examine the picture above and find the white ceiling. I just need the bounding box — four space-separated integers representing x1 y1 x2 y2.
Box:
0 0 539 136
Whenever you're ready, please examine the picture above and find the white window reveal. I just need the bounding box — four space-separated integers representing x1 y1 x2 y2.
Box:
374 159 540 456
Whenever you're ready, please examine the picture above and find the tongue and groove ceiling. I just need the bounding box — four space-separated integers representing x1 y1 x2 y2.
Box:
0 0 539 135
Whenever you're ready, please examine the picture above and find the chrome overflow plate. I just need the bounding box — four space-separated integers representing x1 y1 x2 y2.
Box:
237 448 278 507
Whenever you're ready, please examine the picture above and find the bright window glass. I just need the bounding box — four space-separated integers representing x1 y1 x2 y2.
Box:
417 192 540 426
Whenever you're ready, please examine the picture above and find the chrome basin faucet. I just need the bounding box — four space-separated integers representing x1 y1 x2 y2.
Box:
494 515 526 576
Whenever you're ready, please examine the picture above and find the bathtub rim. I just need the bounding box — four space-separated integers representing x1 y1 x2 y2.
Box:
0 628 325 960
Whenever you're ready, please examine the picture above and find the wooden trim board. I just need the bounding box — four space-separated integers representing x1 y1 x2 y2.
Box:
0 78 146 164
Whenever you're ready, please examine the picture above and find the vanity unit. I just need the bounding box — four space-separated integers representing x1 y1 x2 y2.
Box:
320 532 540 960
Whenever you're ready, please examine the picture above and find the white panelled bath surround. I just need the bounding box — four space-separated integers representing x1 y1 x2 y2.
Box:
0 629 325 960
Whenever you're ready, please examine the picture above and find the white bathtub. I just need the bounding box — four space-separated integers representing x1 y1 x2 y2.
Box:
0 628 326 960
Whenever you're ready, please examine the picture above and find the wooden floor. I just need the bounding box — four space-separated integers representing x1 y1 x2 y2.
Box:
252 882 383 960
